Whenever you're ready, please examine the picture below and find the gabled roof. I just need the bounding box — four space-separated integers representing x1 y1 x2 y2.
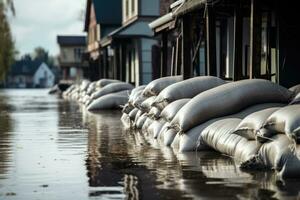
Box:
9 60 43 76
84 0 122 32
57 35 86 46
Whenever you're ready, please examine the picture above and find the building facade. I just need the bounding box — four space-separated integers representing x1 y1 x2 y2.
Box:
84 0 122 81
57 35 88 82
150 0 300 88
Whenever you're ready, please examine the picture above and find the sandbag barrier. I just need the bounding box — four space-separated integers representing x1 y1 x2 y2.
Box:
62 79 133 110
120 76 300 179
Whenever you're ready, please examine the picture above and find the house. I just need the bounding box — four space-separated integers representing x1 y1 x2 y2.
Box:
99 0 169 86
7 60 55 88
84 0 122 81
149 0 300 88
57 35 88 82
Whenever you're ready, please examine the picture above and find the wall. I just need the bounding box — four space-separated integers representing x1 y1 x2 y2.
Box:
140 38 157 85
140 0 159 16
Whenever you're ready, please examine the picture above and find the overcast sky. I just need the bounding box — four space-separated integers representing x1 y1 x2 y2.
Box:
9 0 86 57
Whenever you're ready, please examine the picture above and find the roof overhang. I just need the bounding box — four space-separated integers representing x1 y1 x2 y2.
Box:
148 0 206 33
100 20 155 47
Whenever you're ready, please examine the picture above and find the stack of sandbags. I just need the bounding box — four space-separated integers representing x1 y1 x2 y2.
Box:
176 103 285 152
158 99 191 146
87 82 133 111
152 76 225 110
170 79 293 134
121 85 146 129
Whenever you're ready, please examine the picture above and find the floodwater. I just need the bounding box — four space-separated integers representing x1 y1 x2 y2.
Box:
1 89 300 200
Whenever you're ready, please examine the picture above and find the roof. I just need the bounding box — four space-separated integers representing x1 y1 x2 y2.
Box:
100 20 155 47
9 60 44 76
57 36 86 46
149 0 206 32
84 0 122 32
173 0 206 17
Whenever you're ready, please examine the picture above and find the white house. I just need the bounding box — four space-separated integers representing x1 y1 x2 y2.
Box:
33 63 55 88
7 60 55 88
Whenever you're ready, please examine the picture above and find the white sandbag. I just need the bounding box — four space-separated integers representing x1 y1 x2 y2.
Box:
143 76 183 97
142 117 153 131
80 80 91 92
163 128 177 146
153 76 226 108
201 118 261 164
160 99 190 122
257 134 300 179
86 82 97 95
148 107 161 120
134 110 143 127
128 108 139 121
121 113 131 129
122 103 135 114
87 92 129 111
234 107 282 140
132 93 147 110
136 113 147 129
171 79 292 133
147 120 166 139
289 84 300 95
262 105 300 143
96 79 121 88
92 82 133 99
181 103 285 152
128 86 146 104
140 96 156 113
290 93 300 105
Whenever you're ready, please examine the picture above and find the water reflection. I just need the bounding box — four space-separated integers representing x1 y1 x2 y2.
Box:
0 93 13 180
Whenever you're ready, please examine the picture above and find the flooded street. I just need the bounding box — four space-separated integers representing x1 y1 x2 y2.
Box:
1 89 300 199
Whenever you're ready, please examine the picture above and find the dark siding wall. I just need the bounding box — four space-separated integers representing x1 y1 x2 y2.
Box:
278 3 300 88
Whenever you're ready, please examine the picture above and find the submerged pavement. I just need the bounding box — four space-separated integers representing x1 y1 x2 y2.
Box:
0 89 300 199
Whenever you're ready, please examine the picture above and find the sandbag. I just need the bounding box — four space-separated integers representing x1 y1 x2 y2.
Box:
147 120 166 139
148 107 161 120
153 76 225 108
290 93 300 105
143 76 183 97
96 79 121 88
134 110 143 127
171 79 292 133
201 118 261 164
163 128 177 146
136 113 147 129
289 84 300 95
122 103 135 114
160 99 190 122
87 92 129 111
132 93 147 110
142 117 153 131
262 105 300 143
92 82 133 99
121 113 131 129
180 103 285 152
234 107 282 140
80 80 91 92
128 86 146 103
128 108 139 121
140 96 156 113
257 134 300 179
